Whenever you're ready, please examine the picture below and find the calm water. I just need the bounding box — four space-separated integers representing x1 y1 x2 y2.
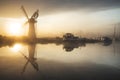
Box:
0 42 120 80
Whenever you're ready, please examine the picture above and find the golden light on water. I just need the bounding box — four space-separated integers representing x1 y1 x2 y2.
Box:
11 44 22 52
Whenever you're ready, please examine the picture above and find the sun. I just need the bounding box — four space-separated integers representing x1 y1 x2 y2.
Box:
6 21 24 36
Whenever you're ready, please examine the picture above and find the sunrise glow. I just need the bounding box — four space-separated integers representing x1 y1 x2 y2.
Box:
5 20 25 36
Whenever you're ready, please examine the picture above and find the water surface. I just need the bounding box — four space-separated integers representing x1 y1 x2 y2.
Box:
0 42 120 80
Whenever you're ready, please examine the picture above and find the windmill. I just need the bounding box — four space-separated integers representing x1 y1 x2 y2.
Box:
21 5 39 43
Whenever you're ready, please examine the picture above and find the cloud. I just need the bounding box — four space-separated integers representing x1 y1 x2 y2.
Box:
25 0 120 12
0 0 120 17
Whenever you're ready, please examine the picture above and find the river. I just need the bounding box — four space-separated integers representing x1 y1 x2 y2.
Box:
0 42 120 80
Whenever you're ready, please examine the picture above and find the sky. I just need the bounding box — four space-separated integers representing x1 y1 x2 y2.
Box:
0 0 120 37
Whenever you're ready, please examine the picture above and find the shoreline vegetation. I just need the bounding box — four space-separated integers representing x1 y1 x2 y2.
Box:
0 33 113 45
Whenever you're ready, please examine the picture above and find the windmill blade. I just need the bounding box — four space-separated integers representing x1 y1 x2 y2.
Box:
22 21 28 27
19 50 39 71
21 5 29 20
30 59 39 71
21 60 29 74
31 9 39 19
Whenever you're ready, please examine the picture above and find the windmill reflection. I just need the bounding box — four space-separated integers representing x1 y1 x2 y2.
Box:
21 43 39 74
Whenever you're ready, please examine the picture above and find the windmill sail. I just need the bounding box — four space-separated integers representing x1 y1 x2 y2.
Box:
31 10 39 19
21 6 29 20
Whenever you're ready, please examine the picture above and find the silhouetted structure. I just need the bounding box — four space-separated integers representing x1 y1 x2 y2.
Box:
21 6 39 43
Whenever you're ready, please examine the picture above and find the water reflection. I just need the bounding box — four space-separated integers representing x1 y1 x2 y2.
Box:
10 41 113 74
63 41 112 52
11 44 22 52
21 44 39 74
63 42 86 52
103 40 112 46
0 41 120 80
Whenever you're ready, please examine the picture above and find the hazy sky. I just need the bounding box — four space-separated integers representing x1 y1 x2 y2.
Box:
0 0 120 37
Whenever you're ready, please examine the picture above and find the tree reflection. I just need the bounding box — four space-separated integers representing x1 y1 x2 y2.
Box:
63 42 86 52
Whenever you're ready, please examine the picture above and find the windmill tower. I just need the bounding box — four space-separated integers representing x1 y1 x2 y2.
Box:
21 6 39 43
